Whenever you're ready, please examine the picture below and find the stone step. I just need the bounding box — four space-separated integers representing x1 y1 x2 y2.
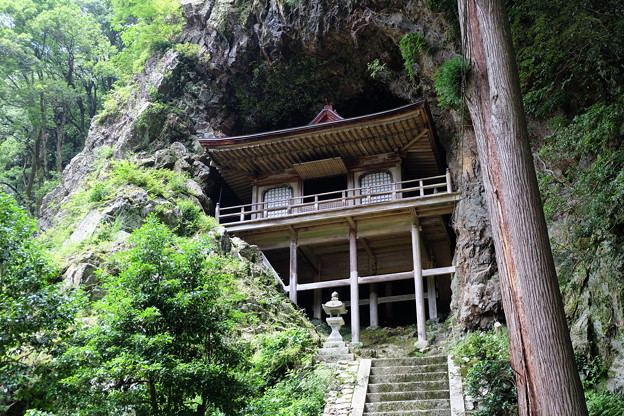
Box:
318 346 351 355
370 363 448 375
371 356 447 367
363 409 451 416
369 371 448 385
367 380 449 393
366 389 450 403
364 398 450 413
323 340 347 348
315 353 354 363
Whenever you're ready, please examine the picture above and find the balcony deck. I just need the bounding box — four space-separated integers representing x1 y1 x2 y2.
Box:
217 173 460 236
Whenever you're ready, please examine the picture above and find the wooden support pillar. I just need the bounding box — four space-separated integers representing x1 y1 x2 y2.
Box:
349 226 360 343
289 230 298 304
370 283 379 328
313 264 322 319
385 283 393 322
427 275 438 320
411 220 427 345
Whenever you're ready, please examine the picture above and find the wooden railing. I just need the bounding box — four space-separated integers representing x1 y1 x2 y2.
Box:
217 171 452 224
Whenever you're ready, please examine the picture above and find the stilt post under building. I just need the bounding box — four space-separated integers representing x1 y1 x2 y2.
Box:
411 220 427 345
349 226 360 343
427 275 438 320
313 265 322 319
289 230 298 304
370 283 379 327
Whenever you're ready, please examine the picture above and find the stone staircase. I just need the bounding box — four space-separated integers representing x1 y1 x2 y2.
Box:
363 355 451 416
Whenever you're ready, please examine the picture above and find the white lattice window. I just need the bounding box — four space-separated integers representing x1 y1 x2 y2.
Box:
263 186 293 217
360 171 393 203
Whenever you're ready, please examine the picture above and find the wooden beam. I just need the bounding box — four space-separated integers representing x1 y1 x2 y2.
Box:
225 192 461 233
427 275 438 320
357 267 455 285
400 129 430 151
299 246 321 275
346 216 356 229
358 271 413 284
422 266 455 276
349 226 360 343
313 262 322 320
345 293 430 306
297 278 351 291
289 229 298 304
411 220 427 344
370 283 379 327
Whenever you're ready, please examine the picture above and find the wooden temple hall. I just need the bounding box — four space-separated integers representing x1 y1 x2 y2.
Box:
199 102 460 343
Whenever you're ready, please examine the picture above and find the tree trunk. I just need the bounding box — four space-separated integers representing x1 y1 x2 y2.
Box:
39 92 48 179
25 127 41 202
56 106 66 174
457 0 588 414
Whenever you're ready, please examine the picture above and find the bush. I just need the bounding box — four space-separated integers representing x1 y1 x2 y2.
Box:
0 193 82 413
434 56 471 109
110 160 189 197
87 183 111 203
253 328 316 388
244 365 330 416
586 390 624 416
175 199 217 236
453 328 517 416
399 32 428 79
54 217 251 415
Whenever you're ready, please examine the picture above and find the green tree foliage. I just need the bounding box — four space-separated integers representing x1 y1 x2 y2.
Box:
110 0 183 76
508 0 624 116
453 329 517 416
234 57 330 132
399 32 428 80
244 366 330 416
0 192 81 414
0 0 117 208
0 0 183 211
52 217 250 415
433 56 470 109
538 101 624 288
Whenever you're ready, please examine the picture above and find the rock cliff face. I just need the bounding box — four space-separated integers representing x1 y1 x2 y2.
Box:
41 0 501 331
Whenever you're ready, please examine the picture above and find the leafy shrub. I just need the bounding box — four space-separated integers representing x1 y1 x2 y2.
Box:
0 193 82 413
95 145 114 160
426 0 459 34
54 217 250 415
453 328 517 416
586 390 624 416
244 365 330 416
87 183 111 203
575 351 607 389
434 56 470 109
253 328 316 387
399 32 428 79
175 199 217 236
175 42 201 60
367 58 392 81
110 160 188 197
234 57 329 132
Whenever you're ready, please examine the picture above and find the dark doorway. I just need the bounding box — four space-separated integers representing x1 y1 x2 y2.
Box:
303 175 347 201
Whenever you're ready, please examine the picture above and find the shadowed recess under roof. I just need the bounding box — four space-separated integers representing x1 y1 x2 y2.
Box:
293 157 347 179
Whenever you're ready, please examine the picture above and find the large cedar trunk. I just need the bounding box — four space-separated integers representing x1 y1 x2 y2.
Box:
457 0 588 414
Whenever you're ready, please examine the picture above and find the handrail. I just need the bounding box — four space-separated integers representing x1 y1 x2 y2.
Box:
218 172 453 223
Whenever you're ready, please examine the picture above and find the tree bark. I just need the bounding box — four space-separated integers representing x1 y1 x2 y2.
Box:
458 0 588 414
56 106 66 174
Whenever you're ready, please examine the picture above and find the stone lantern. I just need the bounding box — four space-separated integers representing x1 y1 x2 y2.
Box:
323 291 348 342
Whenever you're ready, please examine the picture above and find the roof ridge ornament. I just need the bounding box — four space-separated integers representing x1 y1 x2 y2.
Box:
308 104 344 125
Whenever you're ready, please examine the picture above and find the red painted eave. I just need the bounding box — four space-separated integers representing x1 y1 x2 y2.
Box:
308 104 344 125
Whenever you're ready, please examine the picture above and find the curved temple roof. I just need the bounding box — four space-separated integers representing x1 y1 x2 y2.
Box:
200 101 444 203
